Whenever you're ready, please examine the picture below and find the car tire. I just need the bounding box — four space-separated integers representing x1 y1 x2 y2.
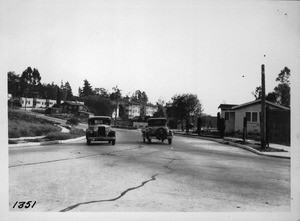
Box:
87 140 91 145
168 139 172 145
156 128 167 140
112 140 115 145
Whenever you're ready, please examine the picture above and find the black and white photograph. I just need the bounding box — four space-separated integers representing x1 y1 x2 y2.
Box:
1 0 300 220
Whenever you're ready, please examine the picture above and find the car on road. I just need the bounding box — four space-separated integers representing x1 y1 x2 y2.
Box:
142 117 173 144
86 116 116 145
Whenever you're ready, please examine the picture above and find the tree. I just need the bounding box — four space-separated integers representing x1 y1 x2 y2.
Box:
274 67 290 107
130 90 148 104
276 67 290 84
44 82 59 100
251 86 262 100
120 104 127 119
65 81 73 101
110 86 122 101
7 71 21 97
60 81 73 101
168 94 203 133
80 79 94 97
82 95 112 116
20 67 41 97
66 117 80 128
78 87 83 97
56 87 61 106
265 91 277 103
94 87 109 98
153 102 165 118
251 66 290 107
32 68 41 85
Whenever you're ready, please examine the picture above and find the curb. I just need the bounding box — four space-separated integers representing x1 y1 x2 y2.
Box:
173 133 290 159
9 136 86 149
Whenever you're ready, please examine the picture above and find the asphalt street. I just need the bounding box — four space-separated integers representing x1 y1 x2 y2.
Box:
9 128 290 212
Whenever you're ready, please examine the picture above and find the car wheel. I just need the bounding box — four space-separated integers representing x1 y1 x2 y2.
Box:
156 128 167 140
112 140 115 145
87 140 91 145
168 139 172 145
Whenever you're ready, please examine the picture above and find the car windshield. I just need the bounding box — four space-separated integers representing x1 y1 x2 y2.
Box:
148 119 167 127
89 118 111 125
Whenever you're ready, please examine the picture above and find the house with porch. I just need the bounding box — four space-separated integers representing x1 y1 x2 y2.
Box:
61 101 88 115
218 99 290 134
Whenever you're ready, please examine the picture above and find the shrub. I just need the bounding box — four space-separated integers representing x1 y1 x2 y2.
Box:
45 132 75 141
66 117 80 127
31 109 46 114
70 128 85 136
8 99 22 108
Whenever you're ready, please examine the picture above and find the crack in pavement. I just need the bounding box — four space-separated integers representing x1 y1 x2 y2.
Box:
59 174 159 212
9 146 142 168
59 158 178 212
164 158 177 173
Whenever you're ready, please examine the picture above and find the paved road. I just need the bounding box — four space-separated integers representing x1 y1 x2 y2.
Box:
9 129 290 212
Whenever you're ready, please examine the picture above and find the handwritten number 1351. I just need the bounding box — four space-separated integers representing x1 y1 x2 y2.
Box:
13 201 36 209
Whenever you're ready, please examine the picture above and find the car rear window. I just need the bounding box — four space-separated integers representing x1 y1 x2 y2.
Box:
148 119 167 127
89 118 111 125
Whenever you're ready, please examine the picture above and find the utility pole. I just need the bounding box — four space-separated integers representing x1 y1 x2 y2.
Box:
113 85 120 126
261 64 266 149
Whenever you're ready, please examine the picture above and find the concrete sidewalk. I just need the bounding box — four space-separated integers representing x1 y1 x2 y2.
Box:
9 136 86 149
173 131 290 159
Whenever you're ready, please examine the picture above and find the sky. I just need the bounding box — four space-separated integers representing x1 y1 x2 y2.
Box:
1 0 300 115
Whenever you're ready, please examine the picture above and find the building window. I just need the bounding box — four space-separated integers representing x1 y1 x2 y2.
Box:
246 112 258 122
246 112 251 122
252 112 258 122
225 112 230 120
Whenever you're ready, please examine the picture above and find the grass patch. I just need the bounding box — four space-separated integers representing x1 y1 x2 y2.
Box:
8 109 61 138
44 128 85 141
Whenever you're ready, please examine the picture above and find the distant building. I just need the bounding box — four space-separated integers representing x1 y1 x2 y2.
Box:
142 104 158 117
61 101 88 114
45 107 62 115
124 101 141 119
112 101 158 120
35 98 57 108
20 97 34 108
19 97 57 109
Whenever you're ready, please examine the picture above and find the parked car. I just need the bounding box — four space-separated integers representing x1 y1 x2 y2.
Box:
142 118 173 144
86 116 116 145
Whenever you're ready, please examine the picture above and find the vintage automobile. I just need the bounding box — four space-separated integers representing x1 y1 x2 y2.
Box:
86 116 116 145
142 118 173 144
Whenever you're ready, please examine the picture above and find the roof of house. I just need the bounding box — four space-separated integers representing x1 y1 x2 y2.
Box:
231 99 290 110
78 111 94 115
62 101 85 106
218 104 238 110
